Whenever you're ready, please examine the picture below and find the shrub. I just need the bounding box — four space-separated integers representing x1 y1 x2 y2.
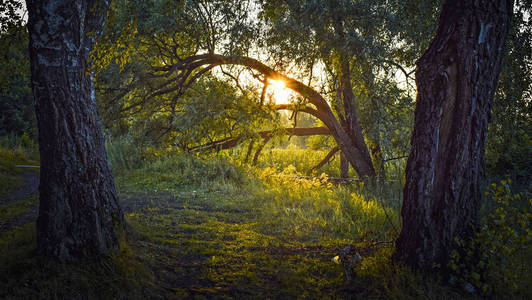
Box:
449 180 531 297
106 135 145 171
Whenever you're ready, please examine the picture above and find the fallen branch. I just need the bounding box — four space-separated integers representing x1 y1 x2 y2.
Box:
190 127 330 153
310 146 340 172
384 155 409 162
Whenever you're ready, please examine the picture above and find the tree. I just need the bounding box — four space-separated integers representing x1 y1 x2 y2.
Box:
26 0 124 261
95 0 417 179
395 0 513 272
0 1 35 137
0 23 34 137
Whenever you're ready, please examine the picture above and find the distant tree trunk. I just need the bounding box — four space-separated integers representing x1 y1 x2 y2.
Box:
395 0 513 272
338 59 376 179
340 152 349 178
371 141 385 179
331 12 376 179
27 0 124 261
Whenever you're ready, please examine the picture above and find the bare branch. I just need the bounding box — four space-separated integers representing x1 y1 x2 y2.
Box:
191 127 330 152
384 155 409 162
311 146 340 171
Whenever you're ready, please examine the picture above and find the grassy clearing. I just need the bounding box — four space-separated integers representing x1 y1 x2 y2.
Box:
0 145 529 299
113 151 531 299
106 153 464 298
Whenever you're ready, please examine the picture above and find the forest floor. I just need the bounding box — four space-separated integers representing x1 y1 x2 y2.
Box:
118 191 349 299
0 168 39 235
0 174 379 299
0 161 465 299
0 153 529 299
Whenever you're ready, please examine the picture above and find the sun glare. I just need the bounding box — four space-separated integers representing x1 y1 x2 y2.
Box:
268 79 291 104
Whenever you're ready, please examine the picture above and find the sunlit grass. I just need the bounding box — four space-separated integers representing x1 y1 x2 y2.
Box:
0 143 529 298
256 148 346 177
106 151 414 297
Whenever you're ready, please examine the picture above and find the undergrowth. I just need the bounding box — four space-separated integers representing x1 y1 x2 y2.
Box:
106 151 464 298
0 141 529 298
255 148 345 177
449 180 532 298
0 138 38 198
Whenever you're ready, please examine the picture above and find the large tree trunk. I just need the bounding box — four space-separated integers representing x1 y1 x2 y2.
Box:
27 0 124 261
395 0 513 272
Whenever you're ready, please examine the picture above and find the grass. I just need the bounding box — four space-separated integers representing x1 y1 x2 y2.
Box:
0 144 529 299
105 152 462 298
0 193 36 228
0 136 39 198
256 148 345 177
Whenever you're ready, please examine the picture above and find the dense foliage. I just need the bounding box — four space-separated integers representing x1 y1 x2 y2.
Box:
0 24 34 137
486 0 532 179
1 0 530 180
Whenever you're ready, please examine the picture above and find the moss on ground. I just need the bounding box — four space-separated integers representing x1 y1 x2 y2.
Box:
121 192 347 298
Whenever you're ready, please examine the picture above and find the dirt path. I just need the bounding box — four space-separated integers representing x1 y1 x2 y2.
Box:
0 169 40 234
0 169 39 206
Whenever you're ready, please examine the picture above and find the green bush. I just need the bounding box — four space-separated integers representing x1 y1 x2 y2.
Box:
449 180 531 297
106 135 145 171
0 133 39 163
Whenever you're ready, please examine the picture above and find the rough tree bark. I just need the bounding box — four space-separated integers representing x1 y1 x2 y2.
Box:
27 0 124 261
191 127 331 152
395 0 513 272
340 152 349 178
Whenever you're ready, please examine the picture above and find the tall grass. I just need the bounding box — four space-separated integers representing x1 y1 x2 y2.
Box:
105 136 403 242
252 172 400 243
0 133 39 163
111 144 401 244
255 148 345 177
105 135 145 171
0 136 39 198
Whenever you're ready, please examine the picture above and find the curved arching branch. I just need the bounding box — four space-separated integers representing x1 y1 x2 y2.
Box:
151 53 331 112
311 146 340 172
148 52 376 177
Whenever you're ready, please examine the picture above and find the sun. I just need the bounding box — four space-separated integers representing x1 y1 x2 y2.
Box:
268 79 292 104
